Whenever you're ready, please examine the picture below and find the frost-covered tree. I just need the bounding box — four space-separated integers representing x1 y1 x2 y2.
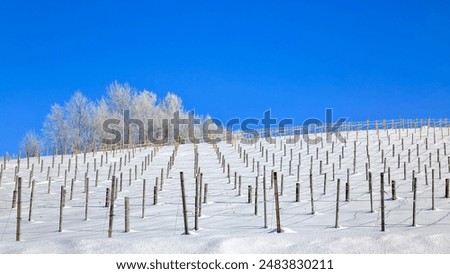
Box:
132 90 157 143
106 81 134 115
20 131 43 157
43 104 69 153
93 98 112 147
37 81 201 152
65 91 95 152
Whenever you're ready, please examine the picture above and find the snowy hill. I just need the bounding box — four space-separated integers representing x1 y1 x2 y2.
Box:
1 125 450 254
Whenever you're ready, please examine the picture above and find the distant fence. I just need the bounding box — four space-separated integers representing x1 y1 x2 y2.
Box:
3 118 450 160
238 118 450 140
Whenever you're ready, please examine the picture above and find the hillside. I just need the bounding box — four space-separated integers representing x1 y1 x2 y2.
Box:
1 125 450 254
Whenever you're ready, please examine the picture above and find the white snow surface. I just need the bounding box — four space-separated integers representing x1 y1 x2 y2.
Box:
1 128 450 254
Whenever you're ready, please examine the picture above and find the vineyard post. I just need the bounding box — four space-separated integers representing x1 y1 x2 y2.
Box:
273 172 282 233
125 197 130 233
381 173 386 232
180 172 189 235
16 177 22 241
108 176 116 238
28 180 35 221
142 179 146 218
59 186 64 232
335 179 341 229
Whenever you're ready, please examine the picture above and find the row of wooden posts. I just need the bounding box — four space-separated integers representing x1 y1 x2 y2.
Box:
10 143 185 241
9 125 450 240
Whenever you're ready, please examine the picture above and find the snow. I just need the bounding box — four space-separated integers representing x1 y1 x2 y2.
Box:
1 127 450 254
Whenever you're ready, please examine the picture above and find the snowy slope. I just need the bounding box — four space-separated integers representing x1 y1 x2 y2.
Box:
1 127 450 254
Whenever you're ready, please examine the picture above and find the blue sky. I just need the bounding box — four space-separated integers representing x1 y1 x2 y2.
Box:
0 0 450 155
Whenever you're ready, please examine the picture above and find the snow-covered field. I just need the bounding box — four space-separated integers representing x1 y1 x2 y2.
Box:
1 127 450 254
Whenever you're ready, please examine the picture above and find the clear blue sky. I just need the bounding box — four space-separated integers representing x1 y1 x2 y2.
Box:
1 0 450 155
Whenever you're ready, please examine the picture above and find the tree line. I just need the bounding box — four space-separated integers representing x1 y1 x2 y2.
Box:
21 82 200 156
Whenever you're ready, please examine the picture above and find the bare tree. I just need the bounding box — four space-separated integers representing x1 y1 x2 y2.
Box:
20 131 43 157
43 104 69 153
66 91 95 152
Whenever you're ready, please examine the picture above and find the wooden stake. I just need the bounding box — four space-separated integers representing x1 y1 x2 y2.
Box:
254 178 258 215
309 171 315 214
180 172 189 235
392 180 397 200
16 177 22 241
445 178 450 199
84 178 89 221
28 180 35 221
273 172 282 233
108 176 116 238
381 173 386 232
125 197 130 233
335 179 341 229
59 186 64 232
153 185 158 206
432 175 436 210
142 179 146 218
346 168 350 202
263 174 268 229
204 183 209 204
105 188 110 208
369 172 374 213
412 177 417 227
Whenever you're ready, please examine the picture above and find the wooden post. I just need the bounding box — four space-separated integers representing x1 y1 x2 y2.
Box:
323 173 327 195
153 185 158 205
12 190 17 208
59 186 64 232
194 175 199 231
432 175 436 210
84 178 89 221
125 197 130 232
369 172 374 213
248 185 253 203
204 183 208 204
309 171 315 214
432 169 435 192
108 176 116 238
404 162 407 180
238 176 242 196
412 177 417 227
335 179 341 229
445 178 450 199
95 169 99 187
142 179 146 218
16 177 22 241
332 163 335 181
263 174 268 229
47 176 52 194
254 178 258 215
381 173 386 232
392 180 397 200
273 172 282 233
105 188 110 208
180 172 189 235
119 173 123 192
28 180 35 221
129 168 132 186
199 173 203 217
346 168 350 202
135 165 138 180
296 183 300 202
